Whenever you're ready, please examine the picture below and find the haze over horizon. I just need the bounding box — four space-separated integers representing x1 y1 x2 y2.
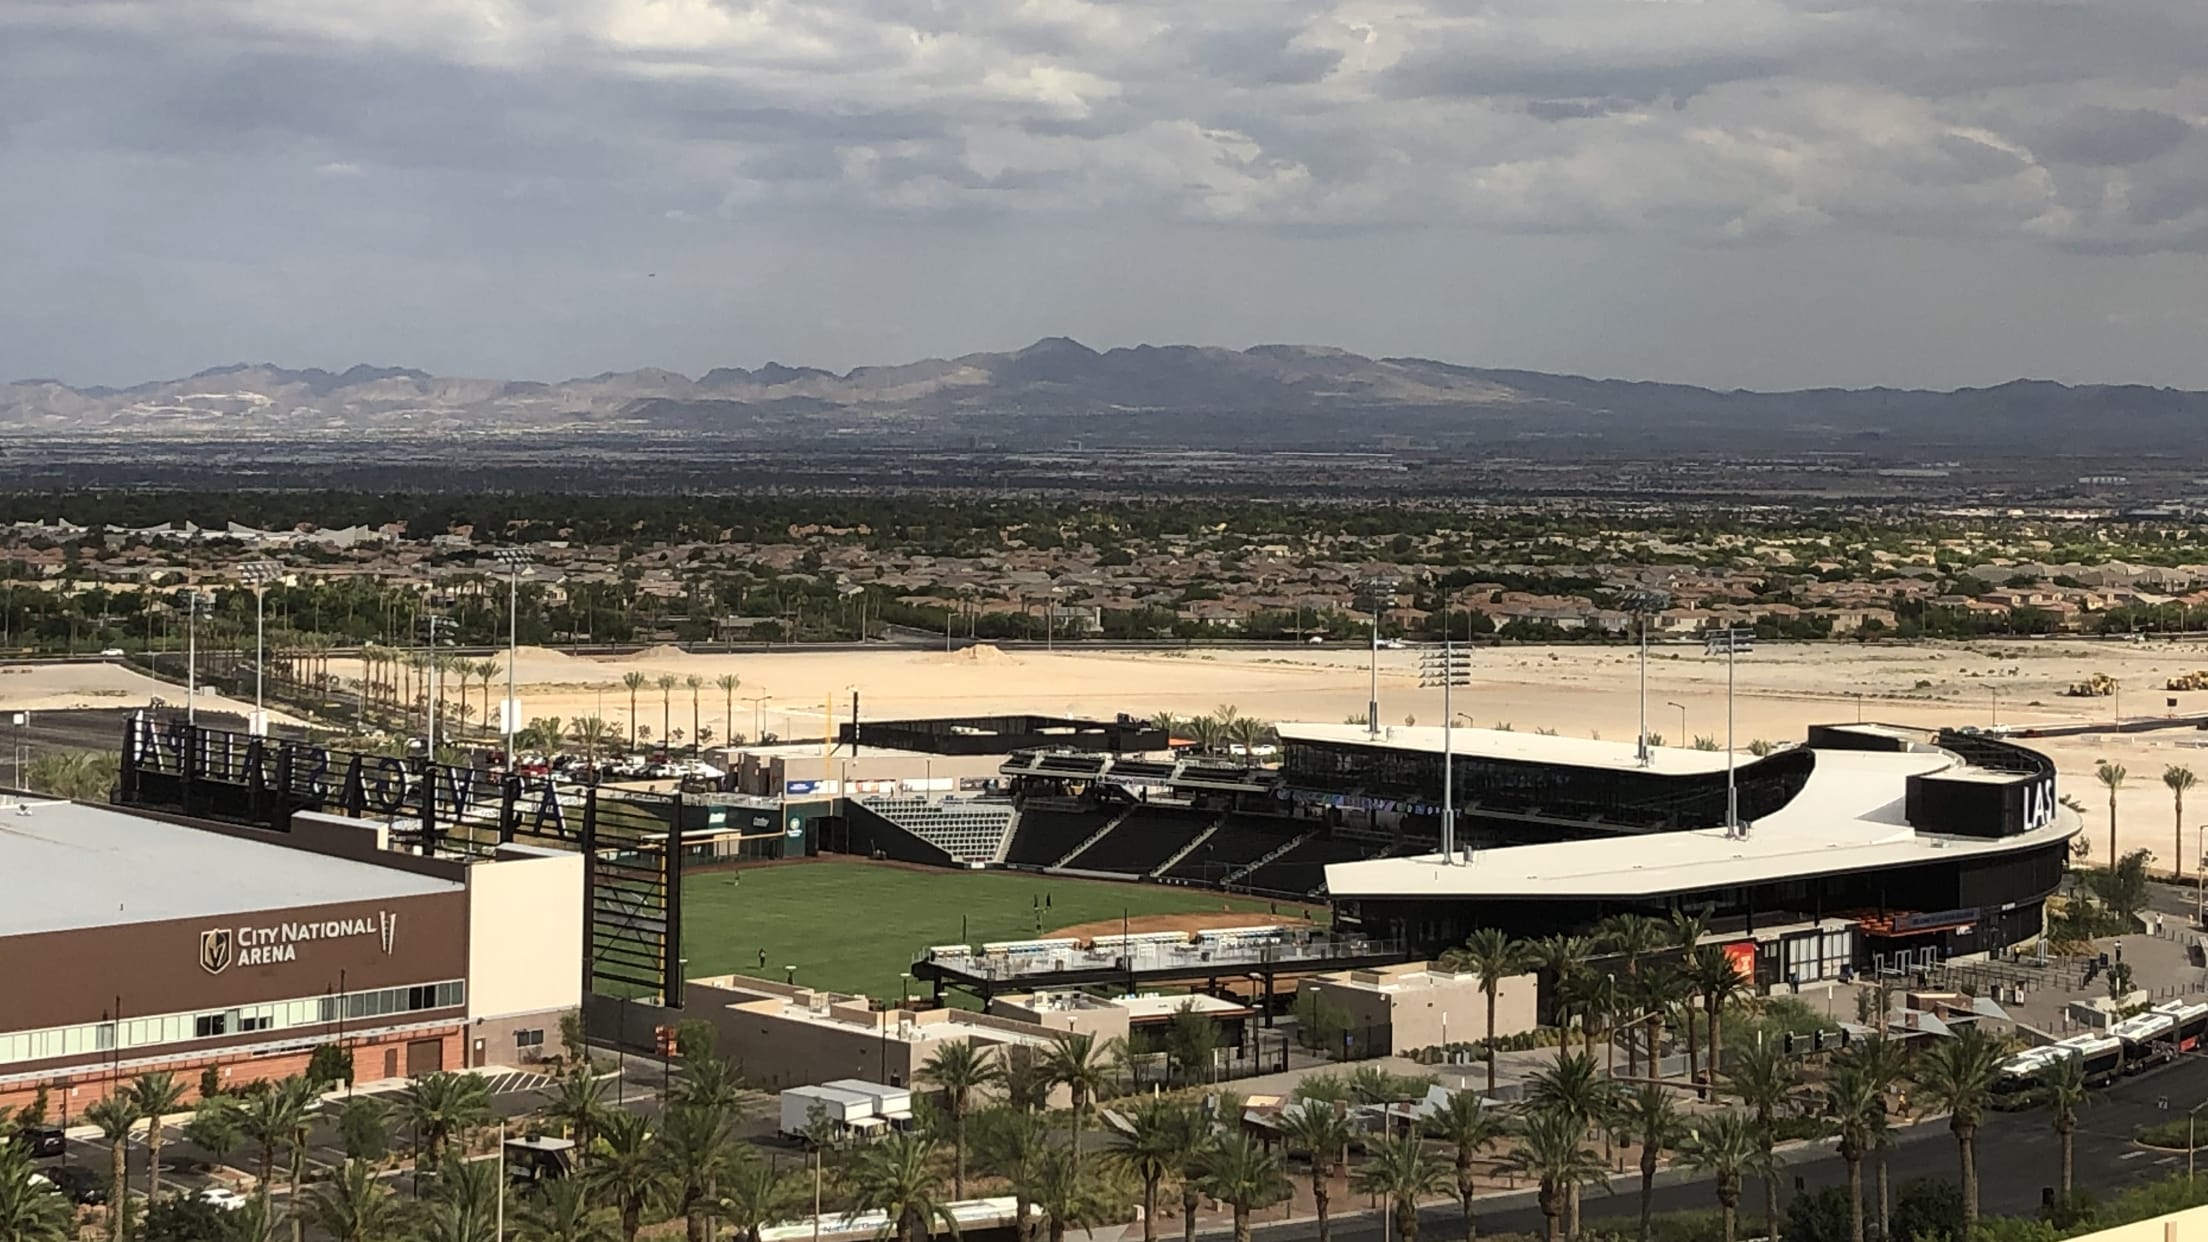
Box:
9 1 2208 394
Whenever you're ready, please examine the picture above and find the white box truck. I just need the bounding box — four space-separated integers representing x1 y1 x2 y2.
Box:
823 1079 915 1131
779 1085 878 1143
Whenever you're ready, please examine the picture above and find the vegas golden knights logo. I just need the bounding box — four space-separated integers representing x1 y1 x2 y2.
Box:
199 928 234 976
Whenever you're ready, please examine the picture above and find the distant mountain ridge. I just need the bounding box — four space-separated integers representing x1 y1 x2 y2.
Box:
6 339 2204 454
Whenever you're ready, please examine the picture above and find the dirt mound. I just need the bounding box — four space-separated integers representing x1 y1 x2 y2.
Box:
510 645 576 662
925 643 1021 666
1049 910 1318 944
634 644 694 662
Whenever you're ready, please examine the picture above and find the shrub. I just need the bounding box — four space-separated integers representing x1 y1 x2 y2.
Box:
1782 1186 1855 1242
1894 1177 1964 1242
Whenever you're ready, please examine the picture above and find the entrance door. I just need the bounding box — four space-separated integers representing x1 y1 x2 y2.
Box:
383 1048 399 1080
405 1038 444 1076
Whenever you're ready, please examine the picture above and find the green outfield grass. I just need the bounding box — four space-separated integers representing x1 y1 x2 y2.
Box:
679 860 1313 1001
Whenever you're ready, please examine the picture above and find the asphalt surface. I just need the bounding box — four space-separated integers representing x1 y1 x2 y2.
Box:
1265 1051 2208 1242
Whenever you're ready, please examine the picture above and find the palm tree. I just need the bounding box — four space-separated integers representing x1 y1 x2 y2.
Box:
2098 760 2128 869
919 1039 1002 1198
1827 1065 1882 1242
85 1095 137 1241
2043 1052 2089 1198
1354 1133 1453 1242
306 1158 411 1242
403 1071 492 1168
2167 765 2197 879
477 660 502 732
711 1155 806 1242
1912 1023 2007 1234
716 674 742 742
1723 1038 1796 1242
544 1066 611 1167
236 1078 317 1205
1022 1144 1114 1242
1194 1131 1289 1242
685 674 704 757
1837 1034 1904 1242
0 1141 70 1242
621 671 647 746
420 1151 501 1242
1111 1097 1197 1242
1424 1089 1506 1242
1614 1085 1683 1242
1689 942 1751 1076
651 1102 742 1242
516 1179 620 1242
975 1104 1050 1242
847 1132 959 1242
1039 1032 1121 1169
1677 1112 1773 1242
1527 1048 1613 1236
181 1097 244 1172
1279 1099 1354 1242
1635 966 1692 1085
670 1049 748 1116
655 674 678 747
583 1110 662 1242
1503 1106 1606 1242
126 1070 188 1203
1449 927 1524 1092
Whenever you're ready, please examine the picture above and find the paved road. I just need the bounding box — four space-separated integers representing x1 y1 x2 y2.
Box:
1262 1052 2208 1242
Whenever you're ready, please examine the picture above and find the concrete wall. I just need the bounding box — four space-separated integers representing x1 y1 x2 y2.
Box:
2068 1203 2208 1242
1303 963 1537 1055
988 996 1134 1043
466 844 584 1028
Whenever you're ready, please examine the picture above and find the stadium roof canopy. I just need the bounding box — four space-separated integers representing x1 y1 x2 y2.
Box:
1323 747 2080 899
0 799 459 937
1276 722 1735 775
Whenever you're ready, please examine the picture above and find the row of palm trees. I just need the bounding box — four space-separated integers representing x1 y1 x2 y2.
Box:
613 672 745 753
1150 706 1276 758
2093 759 2200 880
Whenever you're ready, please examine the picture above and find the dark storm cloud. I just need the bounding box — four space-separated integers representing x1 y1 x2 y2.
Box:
2031 107 2194 167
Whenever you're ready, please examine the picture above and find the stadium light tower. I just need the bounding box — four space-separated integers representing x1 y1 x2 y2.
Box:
1419 623 1473 865
238 561 282 736
1621 590 1671 767
493 547 531 767
1704 627 1755 834
1357 575 1397 737
183 588 212 726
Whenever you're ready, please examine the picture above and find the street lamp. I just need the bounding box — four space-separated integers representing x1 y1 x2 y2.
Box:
1704 628 1755 834
238 561 282 736
1621 590 1671 767
1420 627 1472 865
493 548 531 767
1666 701 1687 746
1357 576 1398 736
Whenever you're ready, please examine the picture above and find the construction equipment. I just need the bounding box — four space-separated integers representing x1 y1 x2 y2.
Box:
2168 671 2208 692
2066 672 2118 698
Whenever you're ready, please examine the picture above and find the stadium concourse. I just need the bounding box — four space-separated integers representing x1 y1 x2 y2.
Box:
827 714 2079 995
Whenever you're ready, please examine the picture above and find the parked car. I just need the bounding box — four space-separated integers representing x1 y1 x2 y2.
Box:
99 647 125 658
13 1126 64 1158
197 1187 247 1212
38 1165 106 1205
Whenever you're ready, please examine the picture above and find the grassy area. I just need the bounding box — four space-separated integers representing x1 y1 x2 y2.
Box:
680 859 1304 1001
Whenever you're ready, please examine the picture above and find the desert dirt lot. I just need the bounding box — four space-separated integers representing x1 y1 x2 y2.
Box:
48 636 2208 872
0 660 296 725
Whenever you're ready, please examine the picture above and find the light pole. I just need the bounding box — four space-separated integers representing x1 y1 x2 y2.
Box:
493 548 531 767
1704 628 1755 833
2196 821 2204 930
1990 685 1999 728
1358 576 1396 736
239 562 281 736
1420 622 1472 865
745 692 772 743
184 588 211 726
424 613 445 762
1666 701 1687 746
1622 590 1670 767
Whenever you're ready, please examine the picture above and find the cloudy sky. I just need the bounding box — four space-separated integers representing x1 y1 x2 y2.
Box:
7 0 2208 391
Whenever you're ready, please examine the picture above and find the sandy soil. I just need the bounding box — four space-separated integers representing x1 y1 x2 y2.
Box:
1049 911 1319 944
313 636 2208 871
0 661 303 726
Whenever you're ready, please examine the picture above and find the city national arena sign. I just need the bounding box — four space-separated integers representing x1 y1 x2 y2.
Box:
198 910 399 975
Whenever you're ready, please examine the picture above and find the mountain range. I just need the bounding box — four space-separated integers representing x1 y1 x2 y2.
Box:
6 338 2204 456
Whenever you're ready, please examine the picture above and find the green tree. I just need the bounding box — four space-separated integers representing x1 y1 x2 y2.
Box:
1020 1144 1113 1242
236 1077 319 1207
1826 1065 1882 1242
582 1110 662 1242
847 1132 959 1242
1911 1024 2007 1235
180 1098 243 1173
515 1179 620 1242
1689 942 1752 1078
1164 1003 1222 1086
1527 1049 1613 1237
919 1039 1001 1198
2097 761 2127 870
710 1156 806 1242
1446 928 1524 1092
420 1151 501 1242
126 1071 189 1204
2043 1053 2089 1197
1038 1032 1121 1171
86 1095 138 1242
1502 1106 1605 1242
1109 1096 1196 1242
1597 914 1670 1077
1352 1133 1452 1242
1678 1111 1774 1242
1724 1037 1798 1242
24 749 117 800
2167 766 2197 879
656 674 678 745
651 1102 742 1242
1194 1131 1289 1242
1614 1085 1684 1242
543 1068 611 1170
0 1141 69 1242
974 1106 1050 1242
336 1097 391 1164
1279 1100 1353 1242
1424 1089 1506 1242
621 671 647 747
403 1071 493 1167
304 1158 411 1242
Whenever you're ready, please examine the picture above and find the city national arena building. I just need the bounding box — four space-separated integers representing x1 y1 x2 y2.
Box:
0 797 582 1110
